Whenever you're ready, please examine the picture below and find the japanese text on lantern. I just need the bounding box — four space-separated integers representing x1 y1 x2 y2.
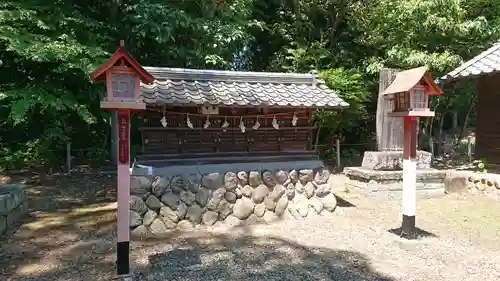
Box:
118 112 129 164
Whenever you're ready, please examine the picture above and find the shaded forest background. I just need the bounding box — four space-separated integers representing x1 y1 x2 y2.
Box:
1 0 499 169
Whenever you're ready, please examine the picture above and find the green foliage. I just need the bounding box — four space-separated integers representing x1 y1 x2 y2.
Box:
358 0 499 73
1 0 499 168
315 68 372 145
85 149 110 168
473 158 488 173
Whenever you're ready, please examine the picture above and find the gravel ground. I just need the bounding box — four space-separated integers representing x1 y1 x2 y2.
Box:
1 173 500 281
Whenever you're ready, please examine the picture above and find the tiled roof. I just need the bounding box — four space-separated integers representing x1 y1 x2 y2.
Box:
441 41 500 81
382 66 443 95
140 67 349 108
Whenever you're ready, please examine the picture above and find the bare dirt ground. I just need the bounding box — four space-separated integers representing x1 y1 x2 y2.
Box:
1 172 500 281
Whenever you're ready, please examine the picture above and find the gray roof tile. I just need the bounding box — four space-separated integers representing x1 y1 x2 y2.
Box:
442 41 500 81
140 67 349 108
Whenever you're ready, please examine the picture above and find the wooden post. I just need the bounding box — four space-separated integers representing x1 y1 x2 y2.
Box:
116 110 131 275
314 125 322 151
66 142 71 174
467 136 473 163
336 138 341 168
89 40 154 278
402 117 417 235
111 110 118 165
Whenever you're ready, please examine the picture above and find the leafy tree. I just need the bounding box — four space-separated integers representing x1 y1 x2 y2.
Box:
1 0 500 168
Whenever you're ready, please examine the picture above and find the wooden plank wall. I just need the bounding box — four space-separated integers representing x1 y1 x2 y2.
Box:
139 107 314 155
476 73 500 164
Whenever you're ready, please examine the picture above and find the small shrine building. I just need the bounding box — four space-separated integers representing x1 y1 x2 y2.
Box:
136 67 348 166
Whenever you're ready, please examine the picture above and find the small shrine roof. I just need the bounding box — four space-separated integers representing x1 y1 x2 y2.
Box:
90 43 154 84
140 67 349 108
382 66 443 95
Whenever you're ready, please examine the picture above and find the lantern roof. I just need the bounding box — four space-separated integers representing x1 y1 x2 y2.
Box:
382 66 443 96
90 41 154 84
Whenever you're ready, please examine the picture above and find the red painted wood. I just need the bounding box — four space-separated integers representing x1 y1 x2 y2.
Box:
403 117 411 160
90 44 154 84
410 117 418 159
118 111 130 164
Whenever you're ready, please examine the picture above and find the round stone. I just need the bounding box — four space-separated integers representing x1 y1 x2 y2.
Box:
131 176 151 196
130 195 148 214
321 193 337 212
142 209 157 227
254 203 266 217
180 191 196 205
202 211 219 226
314 168 331 184
160 206 179 223
195 187 211 207
233 197 255 220
289 170 299 184
145 194 162 210
186 204 204 224
151 176 169 197
262 171 276 188
252 185 270 204
237 171 248 186
275 170 289 185
224 172 238 190
275 196 289 216
248 171 262 187
202 173 223 190
224 191 237 203
130 210 142 227
160 191 180 210
299 169 314 184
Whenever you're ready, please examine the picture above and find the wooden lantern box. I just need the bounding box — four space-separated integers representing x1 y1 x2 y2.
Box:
90 41 154 111
382 66 443 118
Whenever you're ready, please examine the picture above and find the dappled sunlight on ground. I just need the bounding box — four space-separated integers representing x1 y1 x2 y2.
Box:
0 173 499 281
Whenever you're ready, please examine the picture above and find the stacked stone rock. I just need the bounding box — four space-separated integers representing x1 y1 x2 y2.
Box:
467 173 500 193
0 185 28 236
129 169 337 238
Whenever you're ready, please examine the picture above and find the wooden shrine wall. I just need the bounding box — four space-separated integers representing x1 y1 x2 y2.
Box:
476 73 500 165
139 106 314 155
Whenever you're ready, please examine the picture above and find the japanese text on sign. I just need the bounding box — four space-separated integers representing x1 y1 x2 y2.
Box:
118 112 129 164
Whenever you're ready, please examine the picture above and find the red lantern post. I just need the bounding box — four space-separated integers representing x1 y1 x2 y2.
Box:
90 40 154 276
382 66 443 236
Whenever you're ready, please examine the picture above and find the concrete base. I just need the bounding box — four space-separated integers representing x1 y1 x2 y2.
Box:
343 167 446 200
361 150 432 170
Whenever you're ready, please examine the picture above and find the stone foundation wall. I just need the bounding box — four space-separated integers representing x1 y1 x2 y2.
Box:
361 150 432 170
0 185 28 237
129 168 337 238
343 167 446 199
445 170 500 196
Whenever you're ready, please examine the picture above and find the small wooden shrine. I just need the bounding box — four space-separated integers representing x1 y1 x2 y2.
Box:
137 67 348 158
90 41 154 110
382 66 443 118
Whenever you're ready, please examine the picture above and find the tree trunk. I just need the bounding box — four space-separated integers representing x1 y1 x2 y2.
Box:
427 96 441 154
455 95 477 151
437 112 446 156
